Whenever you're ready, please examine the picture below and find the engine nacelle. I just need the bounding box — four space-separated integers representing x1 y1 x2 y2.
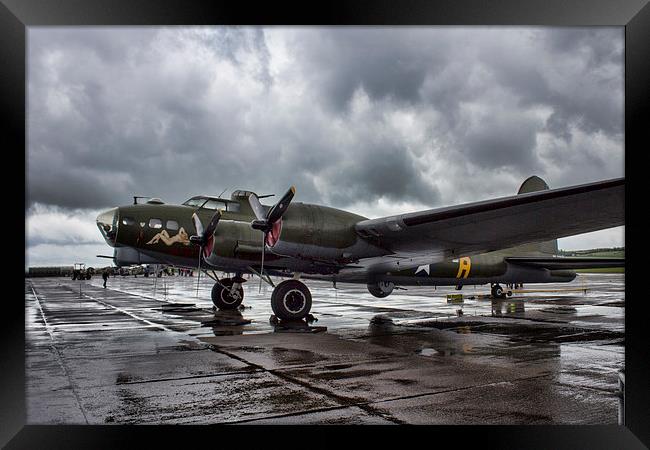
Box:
367 281 395 298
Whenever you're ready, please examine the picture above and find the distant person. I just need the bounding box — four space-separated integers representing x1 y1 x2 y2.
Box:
102 269 109 288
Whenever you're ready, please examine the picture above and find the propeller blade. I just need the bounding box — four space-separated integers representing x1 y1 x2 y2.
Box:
196 248 202 297
190 210 222 257
259 232 265 293
266 186 295 224
249 186 295 293
191 210 221 297
203 209 222 242
248 194 266 221
192 212 204 237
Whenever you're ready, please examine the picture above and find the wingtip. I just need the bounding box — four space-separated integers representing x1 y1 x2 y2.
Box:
290 186 296 194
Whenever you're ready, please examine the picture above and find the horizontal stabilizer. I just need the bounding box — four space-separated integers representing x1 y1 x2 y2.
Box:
505 256 624 270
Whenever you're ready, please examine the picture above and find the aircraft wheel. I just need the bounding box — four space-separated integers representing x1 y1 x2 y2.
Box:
491 284 506 299
212 279 244 310
367 281 394 298
271 280 312 321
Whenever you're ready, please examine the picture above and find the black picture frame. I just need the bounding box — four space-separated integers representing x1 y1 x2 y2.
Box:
5 0 648 447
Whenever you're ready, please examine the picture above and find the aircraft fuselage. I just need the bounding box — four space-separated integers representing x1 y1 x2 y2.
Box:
97 195 576 288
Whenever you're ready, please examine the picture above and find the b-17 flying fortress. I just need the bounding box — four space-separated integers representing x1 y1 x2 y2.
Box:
97 175 624 321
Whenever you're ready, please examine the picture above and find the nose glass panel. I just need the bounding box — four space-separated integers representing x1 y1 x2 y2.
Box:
97 208 119 246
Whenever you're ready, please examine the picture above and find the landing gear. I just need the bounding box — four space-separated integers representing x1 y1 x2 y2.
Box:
271 280 312 321
211 278 244 310
367 281 394 298
491 283 506 299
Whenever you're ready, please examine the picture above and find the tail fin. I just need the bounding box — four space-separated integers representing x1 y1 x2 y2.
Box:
517 175 549 195
508 176 558 256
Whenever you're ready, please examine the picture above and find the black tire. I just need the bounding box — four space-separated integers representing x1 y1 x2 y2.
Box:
492 284 505 299
211 279 244 310
271 280 312 320
367 281 394 298
368 288 390 298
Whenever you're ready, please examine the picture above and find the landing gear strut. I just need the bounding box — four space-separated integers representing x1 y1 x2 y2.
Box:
211 278 244 310
491 283 506 299
271 279 312 321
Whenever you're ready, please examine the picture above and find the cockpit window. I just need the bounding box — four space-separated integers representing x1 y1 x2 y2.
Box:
183 196 240 212
183 198 205 207
202 199 226 210
183 195 241 212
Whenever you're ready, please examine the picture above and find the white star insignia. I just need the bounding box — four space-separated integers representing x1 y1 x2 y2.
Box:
415 265 430 275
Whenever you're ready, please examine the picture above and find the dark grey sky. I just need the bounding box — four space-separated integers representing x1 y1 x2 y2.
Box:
26 27 624 266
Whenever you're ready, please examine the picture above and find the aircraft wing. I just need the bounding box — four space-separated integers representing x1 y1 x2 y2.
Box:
505 256 624 270
355 178 624 261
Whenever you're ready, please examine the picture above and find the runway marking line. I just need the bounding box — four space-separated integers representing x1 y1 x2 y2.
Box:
28 282 90 424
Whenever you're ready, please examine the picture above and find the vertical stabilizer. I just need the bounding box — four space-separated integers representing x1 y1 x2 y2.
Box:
518 175 549 194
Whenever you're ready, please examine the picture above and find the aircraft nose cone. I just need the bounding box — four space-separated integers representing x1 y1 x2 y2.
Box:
97 207 119 246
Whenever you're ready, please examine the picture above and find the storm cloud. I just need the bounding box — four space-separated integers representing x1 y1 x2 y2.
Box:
26 27 624 266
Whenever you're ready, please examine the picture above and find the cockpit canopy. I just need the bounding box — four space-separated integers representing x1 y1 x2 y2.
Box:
182 196 240 212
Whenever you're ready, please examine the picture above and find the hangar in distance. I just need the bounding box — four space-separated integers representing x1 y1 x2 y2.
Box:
97 175 624 321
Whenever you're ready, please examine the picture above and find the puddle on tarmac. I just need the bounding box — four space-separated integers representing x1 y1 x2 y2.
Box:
419 348 438 356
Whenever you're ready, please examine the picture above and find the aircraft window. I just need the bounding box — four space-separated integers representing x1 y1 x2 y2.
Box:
183 198 204 207
121 216 135 226
183 196 238 212
148 218 163 229
97 208 118 245
202 199 227 210
167 220 179 230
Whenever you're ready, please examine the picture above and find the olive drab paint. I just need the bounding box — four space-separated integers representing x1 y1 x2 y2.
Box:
97 176 624 291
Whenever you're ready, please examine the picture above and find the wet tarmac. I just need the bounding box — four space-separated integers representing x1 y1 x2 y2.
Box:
25 273 624 424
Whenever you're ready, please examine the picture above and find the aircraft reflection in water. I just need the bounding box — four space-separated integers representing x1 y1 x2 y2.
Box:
492 299 526 317
200 310 251 336
97 176 624 321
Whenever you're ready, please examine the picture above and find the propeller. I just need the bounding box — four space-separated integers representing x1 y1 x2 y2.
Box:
190 209 222 297
249 186 296 292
